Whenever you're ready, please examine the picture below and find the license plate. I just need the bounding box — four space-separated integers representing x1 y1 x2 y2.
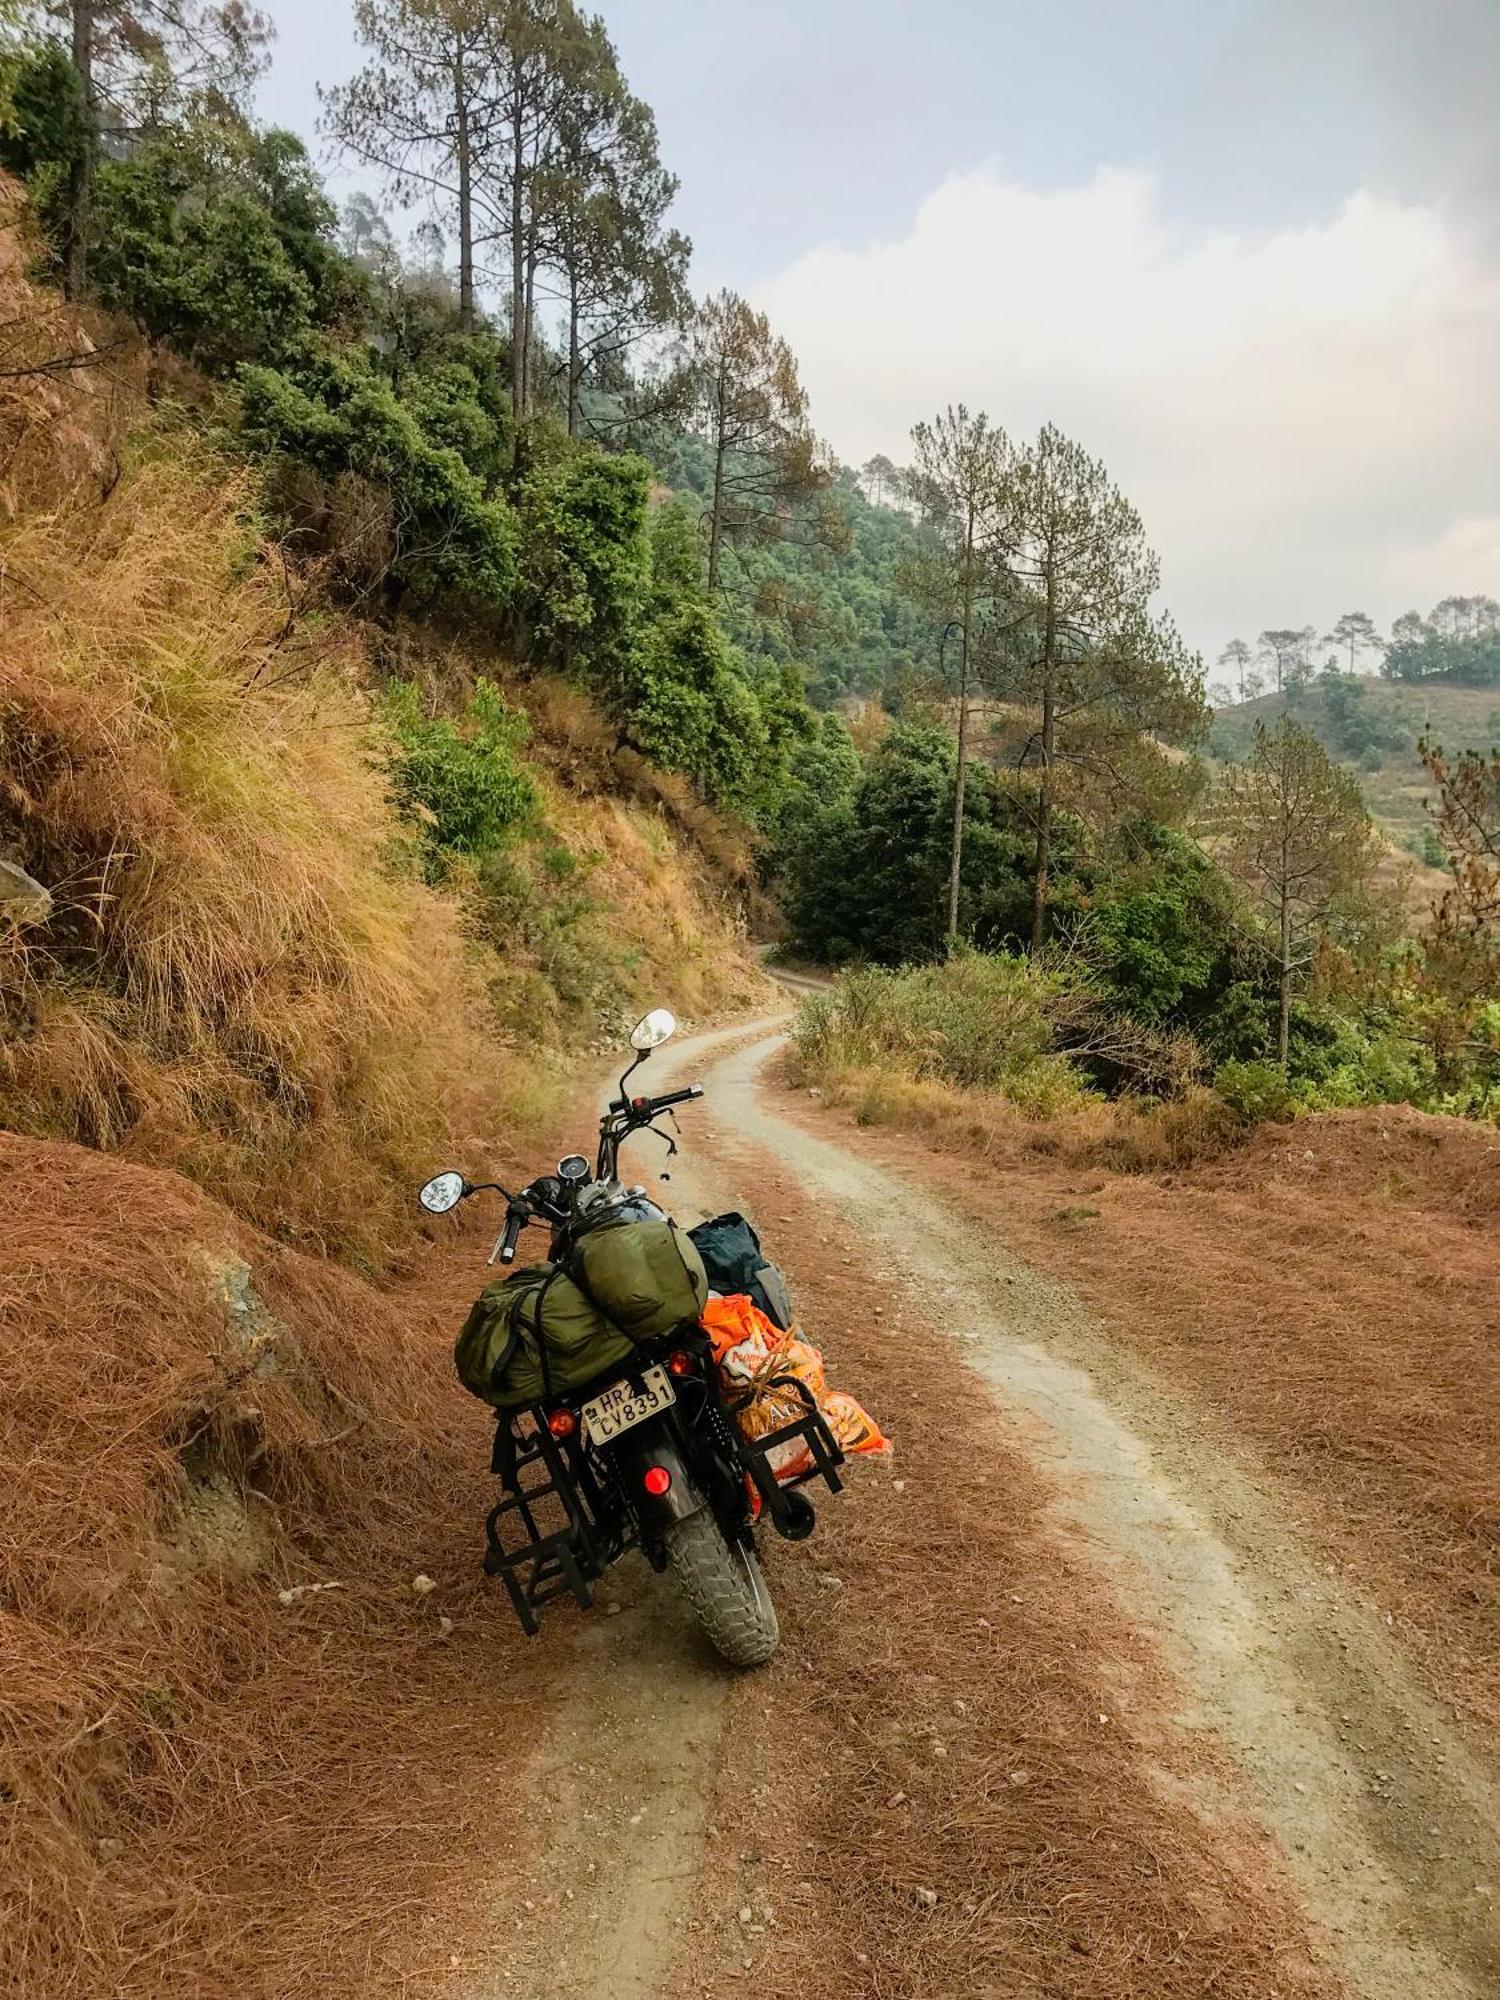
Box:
582 1365 675 1447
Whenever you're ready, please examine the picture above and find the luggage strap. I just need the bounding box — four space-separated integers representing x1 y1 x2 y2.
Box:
520 1267 569 1402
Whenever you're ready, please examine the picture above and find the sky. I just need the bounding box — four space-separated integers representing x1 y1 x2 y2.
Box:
254 0 1500 674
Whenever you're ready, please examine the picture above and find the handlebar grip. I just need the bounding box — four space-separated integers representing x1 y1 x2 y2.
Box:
648 1083 704 1112
496 1202 527 1265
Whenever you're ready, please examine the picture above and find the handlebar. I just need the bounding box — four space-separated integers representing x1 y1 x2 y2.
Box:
630 1083 704 1115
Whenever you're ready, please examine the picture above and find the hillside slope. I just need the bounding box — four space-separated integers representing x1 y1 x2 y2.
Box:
0 1131 564 2000
1211 678 1499 860
0 213 770 1266
0 195 773 2000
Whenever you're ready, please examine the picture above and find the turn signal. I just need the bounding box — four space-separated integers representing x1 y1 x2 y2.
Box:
666 1351 695 1378
643 1465 672 1497
547 1408 577 1439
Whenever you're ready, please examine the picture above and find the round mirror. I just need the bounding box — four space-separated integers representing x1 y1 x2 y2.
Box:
630 1007 677 1052
418 1170 468 1215
557 1154 590 1183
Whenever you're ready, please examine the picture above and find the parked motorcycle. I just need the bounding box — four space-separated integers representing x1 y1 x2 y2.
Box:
418 1008 844 1668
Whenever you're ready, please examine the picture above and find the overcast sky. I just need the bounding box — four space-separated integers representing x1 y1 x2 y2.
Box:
255 0 1500 672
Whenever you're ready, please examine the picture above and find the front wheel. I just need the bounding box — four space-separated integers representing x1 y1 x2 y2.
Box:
663 1509 780 1667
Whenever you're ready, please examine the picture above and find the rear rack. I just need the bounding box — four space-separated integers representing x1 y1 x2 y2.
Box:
482 1421 629 1636
481 1376 847 1633
737 1374 845 1532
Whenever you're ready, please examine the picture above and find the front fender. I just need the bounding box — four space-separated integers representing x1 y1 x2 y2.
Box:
603 1420 707 1529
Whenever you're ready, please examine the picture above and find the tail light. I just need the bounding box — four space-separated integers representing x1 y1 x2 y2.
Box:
643 1465 672 1497
666 1351 695 1378
547 1408 577 1439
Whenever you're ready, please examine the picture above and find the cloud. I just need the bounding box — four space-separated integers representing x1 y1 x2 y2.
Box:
1266 0 1500 250
756 165 1500 660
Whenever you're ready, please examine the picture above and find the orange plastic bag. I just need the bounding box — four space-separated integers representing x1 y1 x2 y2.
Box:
700 1294 890 1482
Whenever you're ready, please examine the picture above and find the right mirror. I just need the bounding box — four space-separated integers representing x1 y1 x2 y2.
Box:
418 1170 468 1215
630 1007 677 1051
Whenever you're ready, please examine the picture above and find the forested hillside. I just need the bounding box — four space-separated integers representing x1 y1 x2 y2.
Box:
1212 675 1500 861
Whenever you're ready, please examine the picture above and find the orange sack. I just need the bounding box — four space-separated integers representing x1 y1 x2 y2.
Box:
700 1294 889 1482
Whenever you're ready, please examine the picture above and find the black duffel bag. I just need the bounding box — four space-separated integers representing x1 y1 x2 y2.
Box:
687 1211 795 1330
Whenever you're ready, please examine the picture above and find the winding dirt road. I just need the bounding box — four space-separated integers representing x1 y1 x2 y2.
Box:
456 1013 1499 2000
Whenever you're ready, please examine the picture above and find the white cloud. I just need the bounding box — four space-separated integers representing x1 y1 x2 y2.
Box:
756 166 1500 661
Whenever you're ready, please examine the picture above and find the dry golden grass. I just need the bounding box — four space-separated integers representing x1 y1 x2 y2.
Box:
0 446 534 1264
807 1061 1242 1174
0 182 147 518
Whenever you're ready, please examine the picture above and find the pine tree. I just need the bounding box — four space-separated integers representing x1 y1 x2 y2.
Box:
321 0 495 328
675 289 825 594
901 406 1007 948
1216 718 1381 1064
988 423 1204 947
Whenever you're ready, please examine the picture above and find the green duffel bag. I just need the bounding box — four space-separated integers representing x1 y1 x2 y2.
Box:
454 1263 638 1410
567 1216 708 1341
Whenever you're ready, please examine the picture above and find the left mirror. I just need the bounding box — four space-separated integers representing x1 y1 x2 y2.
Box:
418 1170 468 1215
630 1007 677 1052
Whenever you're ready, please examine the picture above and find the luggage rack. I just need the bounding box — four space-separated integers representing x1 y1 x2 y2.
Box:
736 1374 845 1535
483 1420 630 1636
483 1378 846 1633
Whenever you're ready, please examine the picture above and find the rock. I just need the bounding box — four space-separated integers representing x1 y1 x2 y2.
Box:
1007 1770 1031 1787
97 1837 126 1860
438 1616 454 1637
411 1573 437 1596
738 1905 754 1925
277 1580 342 1605
914 1887 939 1909
0 858 51 924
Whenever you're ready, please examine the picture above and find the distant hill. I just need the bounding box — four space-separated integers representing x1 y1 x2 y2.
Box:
1210 676 1500 861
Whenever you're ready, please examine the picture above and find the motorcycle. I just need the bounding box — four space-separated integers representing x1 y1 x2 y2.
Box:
417 1007 845 1668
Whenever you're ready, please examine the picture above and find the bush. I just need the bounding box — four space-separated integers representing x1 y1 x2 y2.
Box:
513 434 650 674
239 340 519 608
1213 1059 1297 1124
382 677 538 869
795 954 1091 1106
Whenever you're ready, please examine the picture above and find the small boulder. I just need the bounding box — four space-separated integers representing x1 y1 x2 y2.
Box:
0 859 51 924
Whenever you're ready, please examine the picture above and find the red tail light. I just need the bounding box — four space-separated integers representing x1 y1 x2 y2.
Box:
666 1351 695 1378
643 1465 671 1497
547 1408 577 1439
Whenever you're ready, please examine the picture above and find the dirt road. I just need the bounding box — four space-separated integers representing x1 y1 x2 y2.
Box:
456 1015 1499 2000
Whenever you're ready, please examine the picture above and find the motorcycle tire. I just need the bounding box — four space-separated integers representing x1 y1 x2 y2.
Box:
663 1508 780 1668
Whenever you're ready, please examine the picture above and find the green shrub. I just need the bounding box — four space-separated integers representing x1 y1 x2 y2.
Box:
1212 1058 1298 1124
795 954 1090 1106
240 342 519 608
382 678 537 870
514 436 651 672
